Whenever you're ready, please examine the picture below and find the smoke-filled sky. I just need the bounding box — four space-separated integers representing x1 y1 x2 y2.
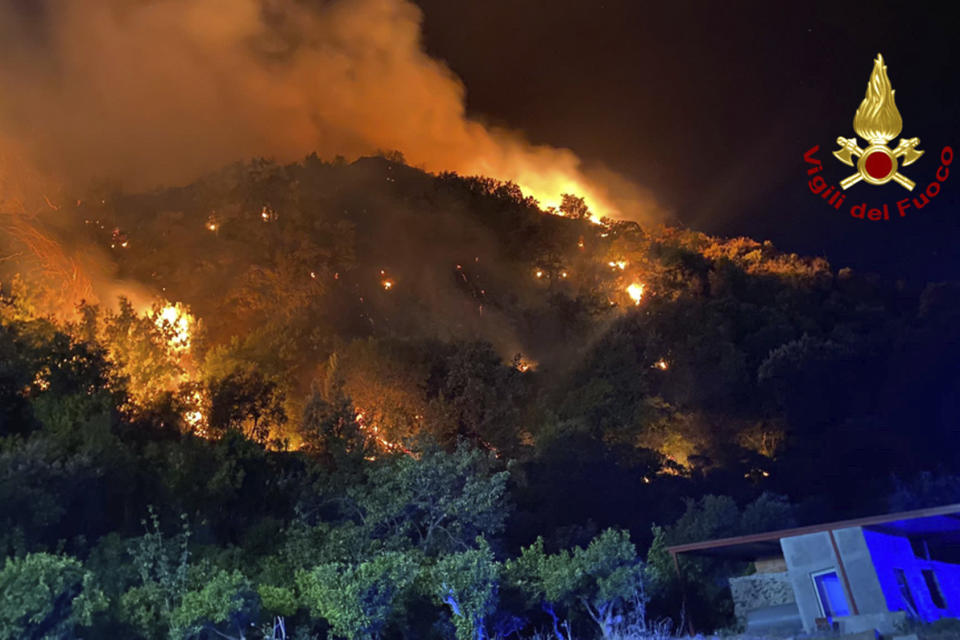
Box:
2 0 959 281
0 0 653 220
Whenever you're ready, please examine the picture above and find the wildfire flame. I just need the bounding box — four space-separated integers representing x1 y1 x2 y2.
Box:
103 300 207 434
1 216 95 315
520 178 608 224
150 303 209 435
853 53 903 144
355 409 407 455
183 388 208 436
627 282 645 304
152 302 194 353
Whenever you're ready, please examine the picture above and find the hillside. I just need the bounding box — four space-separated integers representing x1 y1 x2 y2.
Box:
2 154 959 637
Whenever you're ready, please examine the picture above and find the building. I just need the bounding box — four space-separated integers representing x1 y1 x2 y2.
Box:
667 503 960 636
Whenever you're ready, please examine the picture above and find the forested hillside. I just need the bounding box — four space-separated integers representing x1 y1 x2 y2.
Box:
2 154 959 638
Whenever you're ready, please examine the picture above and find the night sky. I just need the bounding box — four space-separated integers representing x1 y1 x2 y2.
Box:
415 0 960 283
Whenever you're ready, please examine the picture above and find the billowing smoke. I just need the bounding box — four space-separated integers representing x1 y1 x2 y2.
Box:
0 0 655 219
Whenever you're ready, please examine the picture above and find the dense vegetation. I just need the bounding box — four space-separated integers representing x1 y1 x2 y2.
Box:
2 154 960 638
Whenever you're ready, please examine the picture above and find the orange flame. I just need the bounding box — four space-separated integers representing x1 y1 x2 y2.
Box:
152 302 194 353
627 282 645 304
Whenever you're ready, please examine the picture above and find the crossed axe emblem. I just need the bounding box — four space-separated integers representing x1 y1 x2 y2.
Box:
833 136 924 191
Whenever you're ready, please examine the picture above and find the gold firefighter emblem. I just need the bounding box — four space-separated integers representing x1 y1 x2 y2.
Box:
833 54 923 191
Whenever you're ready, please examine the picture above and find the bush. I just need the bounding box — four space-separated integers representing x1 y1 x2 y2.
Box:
297 551 419 640
0 553 107 640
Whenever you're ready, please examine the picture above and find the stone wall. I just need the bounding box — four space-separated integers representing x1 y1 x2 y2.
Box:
729 570 796 625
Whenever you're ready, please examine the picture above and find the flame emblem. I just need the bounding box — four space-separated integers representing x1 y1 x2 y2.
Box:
833 54 923 191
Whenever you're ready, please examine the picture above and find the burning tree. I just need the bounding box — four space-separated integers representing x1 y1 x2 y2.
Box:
75 298 202 428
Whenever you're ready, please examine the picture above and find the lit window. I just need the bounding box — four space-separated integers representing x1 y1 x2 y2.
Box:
922 569 947 609
813 570 851 619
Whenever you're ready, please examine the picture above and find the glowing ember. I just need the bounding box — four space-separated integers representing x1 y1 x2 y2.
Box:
652 358 669 370
560 271 568 279
110 228 129 249
512 353 536 372
535 269 544 279
260 206 277 222
32 370 51 391
382 279 394 291
627 282 645 305
608 260 627 270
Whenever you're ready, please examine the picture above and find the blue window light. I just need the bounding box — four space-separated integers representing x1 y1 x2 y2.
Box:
813 570 851 619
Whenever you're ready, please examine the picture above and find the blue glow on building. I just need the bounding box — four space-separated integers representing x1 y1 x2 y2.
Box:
862 528 960 623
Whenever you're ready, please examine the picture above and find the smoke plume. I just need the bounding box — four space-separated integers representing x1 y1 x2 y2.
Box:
0 0 655 219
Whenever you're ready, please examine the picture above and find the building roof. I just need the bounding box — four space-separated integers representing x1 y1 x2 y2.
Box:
667 502 960 561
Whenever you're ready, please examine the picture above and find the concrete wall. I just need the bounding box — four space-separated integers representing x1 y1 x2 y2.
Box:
862 528 960 622
780 530 839 633
834 610 906 635
833 526 890 616
780 526 900 635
